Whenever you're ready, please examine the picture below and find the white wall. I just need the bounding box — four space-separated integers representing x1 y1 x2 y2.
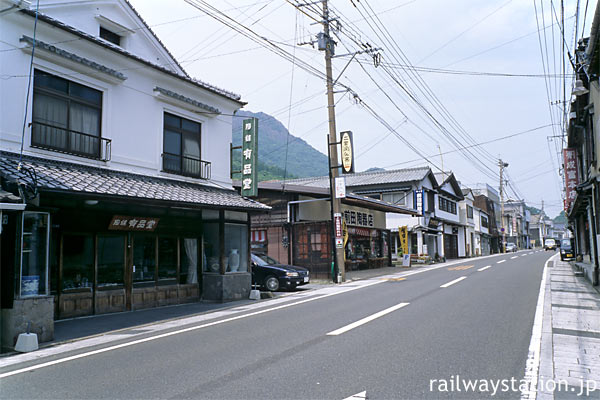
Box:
0 6 240 188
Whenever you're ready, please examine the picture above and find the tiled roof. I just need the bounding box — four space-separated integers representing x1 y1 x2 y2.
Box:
276 166 432 189
20 36 127 81
20 9 244 104
0 152 269 211
154 87 220 114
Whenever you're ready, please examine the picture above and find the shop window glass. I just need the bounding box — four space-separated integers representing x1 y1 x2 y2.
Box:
133 235 155 283
203 209 219 220
225 210 247 221
49 229 59 295
224 223 248 273
203 223 220 273
62 234 94 290
20 212 50 297
180 238 199 284
97 235 124 287
158 237 178 282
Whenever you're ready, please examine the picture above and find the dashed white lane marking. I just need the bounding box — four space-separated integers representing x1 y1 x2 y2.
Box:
511 256 518 259
440 276 467 288
477 266 492 272
327 303 410 336
497 260 506 264
522 254 528 257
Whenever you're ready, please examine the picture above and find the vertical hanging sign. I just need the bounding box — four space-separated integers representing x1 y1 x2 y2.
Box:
563 148 579 211
241 118 258 198
340 131 355 174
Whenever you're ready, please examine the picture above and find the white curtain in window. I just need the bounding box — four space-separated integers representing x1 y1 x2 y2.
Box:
70 103 99 155
183 134 200 175
33 94 68 148
184 238 198 284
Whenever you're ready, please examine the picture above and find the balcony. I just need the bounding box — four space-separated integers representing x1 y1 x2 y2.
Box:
31 122 111 161
162 153 211 180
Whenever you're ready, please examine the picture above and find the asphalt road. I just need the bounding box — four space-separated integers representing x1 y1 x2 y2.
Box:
0 250 553 399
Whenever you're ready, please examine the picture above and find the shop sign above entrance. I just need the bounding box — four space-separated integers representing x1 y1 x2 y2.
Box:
108 215 160 231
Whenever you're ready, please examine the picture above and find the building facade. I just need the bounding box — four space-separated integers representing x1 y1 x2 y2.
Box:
566 4 600 286
0 0 269 350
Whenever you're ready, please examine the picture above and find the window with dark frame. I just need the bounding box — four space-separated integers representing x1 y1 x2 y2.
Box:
438 196 457 214
99 26 121 46
163 113 208 179
32 69 103 159
467 205 474 219
481 215 489 228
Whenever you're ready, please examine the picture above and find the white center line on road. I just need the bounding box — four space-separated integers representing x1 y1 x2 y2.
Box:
477 266 492 272
440 276 467 288
327 302 410 336
511 256 518 259
497 260 506 264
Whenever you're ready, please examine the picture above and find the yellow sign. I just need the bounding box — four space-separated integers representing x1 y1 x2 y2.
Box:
340 131 354 174
399 226 408 255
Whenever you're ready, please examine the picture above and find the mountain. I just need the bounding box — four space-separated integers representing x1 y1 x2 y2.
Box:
232 110 329 181
553 210 567 224
526 205 542 215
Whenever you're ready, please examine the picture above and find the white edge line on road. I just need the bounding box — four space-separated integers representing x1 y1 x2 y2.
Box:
477 266 491 272
497 260 506 264
520 253 557 400
0 249 532 377
0 280 386 379
327 303 409 336
440 276 467 288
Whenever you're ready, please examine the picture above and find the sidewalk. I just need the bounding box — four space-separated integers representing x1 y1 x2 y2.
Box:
537 257 600 399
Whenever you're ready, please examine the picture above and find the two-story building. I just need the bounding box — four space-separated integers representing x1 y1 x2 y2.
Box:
504 200 530 249
566 5 600 285
0 0 269 350
433 172 465 259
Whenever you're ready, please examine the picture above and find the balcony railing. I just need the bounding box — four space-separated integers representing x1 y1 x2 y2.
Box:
162 153 211 180
31 122 111 161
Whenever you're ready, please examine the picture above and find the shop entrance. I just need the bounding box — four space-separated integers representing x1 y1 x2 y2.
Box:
444 234 459 259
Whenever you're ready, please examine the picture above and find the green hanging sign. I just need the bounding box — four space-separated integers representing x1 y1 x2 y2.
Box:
241 117 258 198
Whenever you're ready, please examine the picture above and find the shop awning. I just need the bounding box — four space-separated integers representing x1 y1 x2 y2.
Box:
0 152 271 212
342 193 420 216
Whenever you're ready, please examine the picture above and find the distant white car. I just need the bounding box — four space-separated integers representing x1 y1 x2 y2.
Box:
505 243 517 252
544 238 557 251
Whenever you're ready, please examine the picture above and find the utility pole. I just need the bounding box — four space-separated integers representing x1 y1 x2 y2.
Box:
321 0 345 283
498 159 509 253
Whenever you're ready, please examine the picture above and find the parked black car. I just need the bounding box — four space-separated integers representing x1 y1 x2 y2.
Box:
251 253 310 291
560 239 575 261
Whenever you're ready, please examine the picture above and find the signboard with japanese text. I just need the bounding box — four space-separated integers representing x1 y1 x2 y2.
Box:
563 148 579 211
416 190 423 214
343 209 374 228
334 213 343 239
241 118 258 198
340 131 355 174
108 216 159 231
335 176 346 199
399 226 409 254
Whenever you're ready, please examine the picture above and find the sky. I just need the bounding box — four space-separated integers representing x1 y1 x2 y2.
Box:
129 0 599 218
